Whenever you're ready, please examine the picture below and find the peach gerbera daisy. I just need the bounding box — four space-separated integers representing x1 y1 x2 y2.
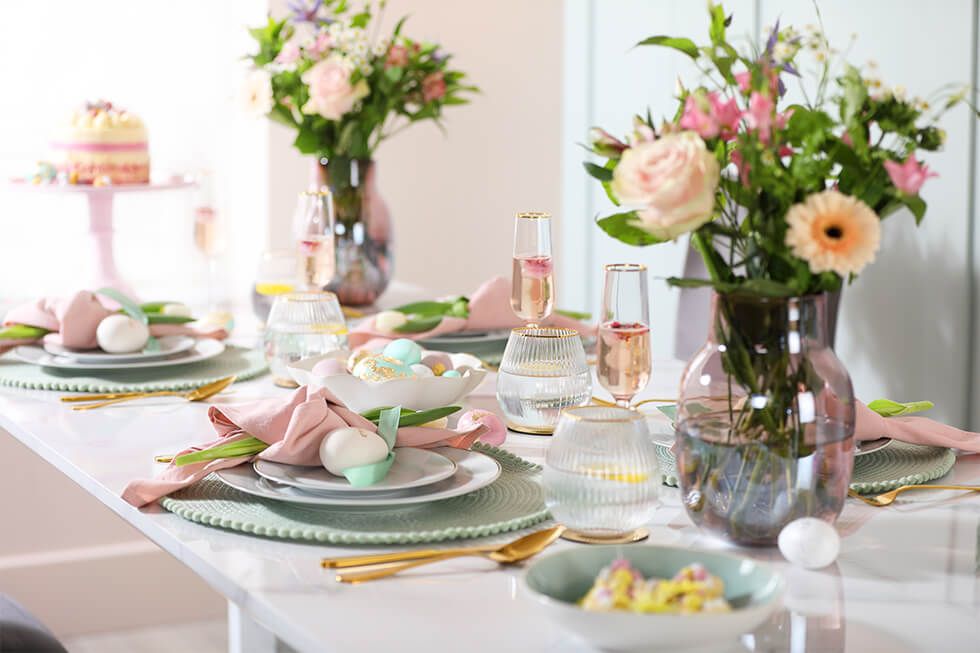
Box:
784 190 881 276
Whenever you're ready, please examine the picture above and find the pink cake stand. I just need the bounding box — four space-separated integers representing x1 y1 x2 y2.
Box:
8 179 196 299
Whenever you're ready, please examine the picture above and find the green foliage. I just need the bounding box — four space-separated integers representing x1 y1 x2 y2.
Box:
596 211 666 246
867 399 934 417
635 36 699 59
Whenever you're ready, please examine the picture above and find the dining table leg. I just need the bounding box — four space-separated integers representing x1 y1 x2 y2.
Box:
228 601 278 653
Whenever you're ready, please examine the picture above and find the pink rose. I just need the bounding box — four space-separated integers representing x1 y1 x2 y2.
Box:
422 72 447 102
456 410 507 446
301 56 370 121
386 44 409 68
611 131 720 240
884 156 937 195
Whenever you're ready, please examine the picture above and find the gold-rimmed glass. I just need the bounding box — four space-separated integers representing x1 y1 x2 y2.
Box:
293 189 336 290
495 326 591 434
597 263 651 407
543 405 659 541
511 211 554 327
263 291 348 387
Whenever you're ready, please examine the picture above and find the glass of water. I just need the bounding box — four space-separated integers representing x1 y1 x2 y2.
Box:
264 291 348 387
543 405 660 541
495 327 591 434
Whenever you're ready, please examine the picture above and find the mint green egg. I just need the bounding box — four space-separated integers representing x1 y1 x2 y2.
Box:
382 338 423 366
442 369 461 378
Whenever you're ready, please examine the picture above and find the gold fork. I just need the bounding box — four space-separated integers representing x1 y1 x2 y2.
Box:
848 485 980 507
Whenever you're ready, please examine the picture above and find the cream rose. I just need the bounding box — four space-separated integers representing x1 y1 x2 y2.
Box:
611 131 720 240
301 55 370 121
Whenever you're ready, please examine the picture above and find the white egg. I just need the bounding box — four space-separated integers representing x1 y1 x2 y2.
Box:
319 427 390 476
95 315 150 353
410 363 434 378
374 310 407 333
161 302 192 317
778 518 840 569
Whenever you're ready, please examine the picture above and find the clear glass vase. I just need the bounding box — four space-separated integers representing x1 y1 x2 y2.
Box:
676 292 855 545
316 157 392 306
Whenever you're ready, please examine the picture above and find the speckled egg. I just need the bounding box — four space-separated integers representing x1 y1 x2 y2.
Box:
420 352 453 376
312 358 348 377
410 363 434 378
352 355 416 383
382 338 423 366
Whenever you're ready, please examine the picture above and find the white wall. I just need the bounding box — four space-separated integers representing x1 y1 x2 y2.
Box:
565 0 979 428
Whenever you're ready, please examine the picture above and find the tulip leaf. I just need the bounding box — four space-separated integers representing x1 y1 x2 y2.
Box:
867 399 934 417
0 324 50 340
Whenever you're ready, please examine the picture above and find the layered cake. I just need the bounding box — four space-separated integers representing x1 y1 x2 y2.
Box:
52 100 149 184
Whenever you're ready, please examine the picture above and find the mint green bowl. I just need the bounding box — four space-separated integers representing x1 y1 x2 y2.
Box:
522 545 784 652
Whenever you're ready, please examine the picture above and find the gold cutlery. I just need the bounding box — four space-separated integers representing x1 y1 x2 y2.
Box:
591 396 676 408
62 375 236 411
332 525 566 584
848 485 980 507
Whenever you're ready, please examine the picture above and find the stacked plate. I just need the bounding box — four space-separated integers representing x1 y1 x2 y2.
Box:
214 446 502 509
14 336 225 371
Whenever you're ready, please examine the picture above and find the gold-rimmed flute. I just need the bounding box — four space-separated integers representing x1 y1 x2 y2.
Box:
596 263 651 408
511 211 554 328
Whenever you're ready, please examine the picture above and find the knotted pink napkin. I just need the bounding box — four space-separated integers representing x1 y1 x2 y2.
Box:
856 402 980 453
349 276 593 348
1 291 227 353
121 385 486 507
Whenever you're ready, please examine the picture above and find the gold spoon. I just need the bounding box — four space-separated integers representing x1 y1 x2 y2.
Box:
64 375 237 411
333 525 566 584
848 484 980 507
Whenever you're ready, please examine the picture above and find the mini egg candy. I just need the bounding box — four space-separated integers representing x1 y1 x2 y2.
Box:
410 363 434 378
346 349 372 373
421 352 453 376
778 518 840 569
95 314 149 353
374 310 407 333
319 427 389 476
352 355 416 383
312 358 347 377
442 369 461 378
382 338 423 366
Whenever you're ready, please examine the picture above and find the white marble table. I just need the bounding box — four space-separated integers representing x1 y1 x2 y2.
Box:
0 356 978 652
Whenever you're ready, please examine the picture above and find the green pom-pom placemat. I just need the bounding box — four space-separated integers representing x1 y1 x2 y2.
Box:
655 440 955 493
160 444 549 544
0 345 267 392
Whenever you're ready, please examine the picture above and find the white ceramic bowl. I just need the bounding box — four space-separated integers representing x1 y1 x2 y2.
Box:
287 351 487 413
522 545 784 652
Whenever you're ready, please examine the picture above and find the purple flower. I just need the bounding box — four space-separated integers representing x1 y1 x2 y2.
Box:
765 18 780 55
288 0 332 24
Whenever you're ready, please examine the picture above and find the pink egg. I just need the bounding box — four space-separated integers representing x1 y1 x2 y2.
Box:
312 358 347 377
421 352 454 376
457 409 507 446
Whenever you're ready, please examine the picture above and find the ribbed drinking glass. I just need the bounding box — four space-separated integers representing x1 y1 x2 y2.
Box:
264 291 349 387
495 327 591 435
543 405 660 541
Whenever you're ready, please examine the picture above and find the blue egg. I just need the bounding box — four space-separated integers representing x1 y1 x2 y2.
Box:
441 369 461 378
382 338 423 366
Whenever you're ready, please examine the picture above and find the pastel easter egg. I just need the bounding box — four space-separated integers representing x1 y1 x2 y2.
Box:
352 355 416 383
374 310 407 333
410 363 434 378
319 427 389 476
346 349 372 373
95 315 149 353
778 518 840 569
382 338 423 366
312 358 347 377
421 352 453 376
457 409 507 446
441 369 461 378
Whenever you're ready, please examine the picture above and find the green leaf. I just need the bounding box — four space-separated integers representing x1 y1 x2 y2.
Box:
708 4 727 45
350 10 370 28
392 300 453 316
140 302 174 313
385 66 404 83
0 324 49 340
635 35 699 59
867 398 934 417
394 315 444 333
146 314 195 325
447 298 470 318
583 162 613 182
293 128 321 155
394 406 461 427
174 435 269 466
902 194 927 224
738 279 796 297
596 211 665 246
556 309 592 320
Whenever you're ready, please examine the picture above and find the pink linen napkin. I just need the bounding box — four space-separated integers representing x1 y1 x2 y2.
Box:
121 385 486 507
348 276 593 348
856 401 980 453
1 291 227 353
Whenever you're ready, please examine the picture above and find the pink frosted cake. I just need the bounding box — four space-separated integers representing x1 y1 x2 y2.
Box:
52 101 149 184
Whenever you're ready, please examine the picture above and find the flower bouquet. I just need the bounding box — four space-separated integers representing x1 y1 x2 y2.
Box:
244 0 478 304
584 4 971 543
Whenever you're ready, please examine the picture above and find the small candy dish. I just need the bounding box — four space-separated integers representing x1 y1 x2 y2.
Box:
287 350 487 412
522 545 784 652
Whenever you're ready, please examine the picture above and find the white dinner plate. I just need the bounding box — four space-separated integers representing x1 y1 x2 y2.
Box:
14 339 225 370
214 447 501 508
43 335 196 363
253 447 458 494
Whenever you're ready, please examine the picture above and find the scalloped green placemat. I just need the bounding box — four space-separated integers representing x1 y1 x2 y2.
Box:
654 440 956 494
0 345 268 392
159 443 550 544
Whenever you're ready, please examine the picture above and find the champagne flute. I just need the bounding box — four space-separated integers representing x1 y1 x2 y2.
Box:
293 189 336 290
192 170 225 310
597 263 651 407
511 211 554 327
